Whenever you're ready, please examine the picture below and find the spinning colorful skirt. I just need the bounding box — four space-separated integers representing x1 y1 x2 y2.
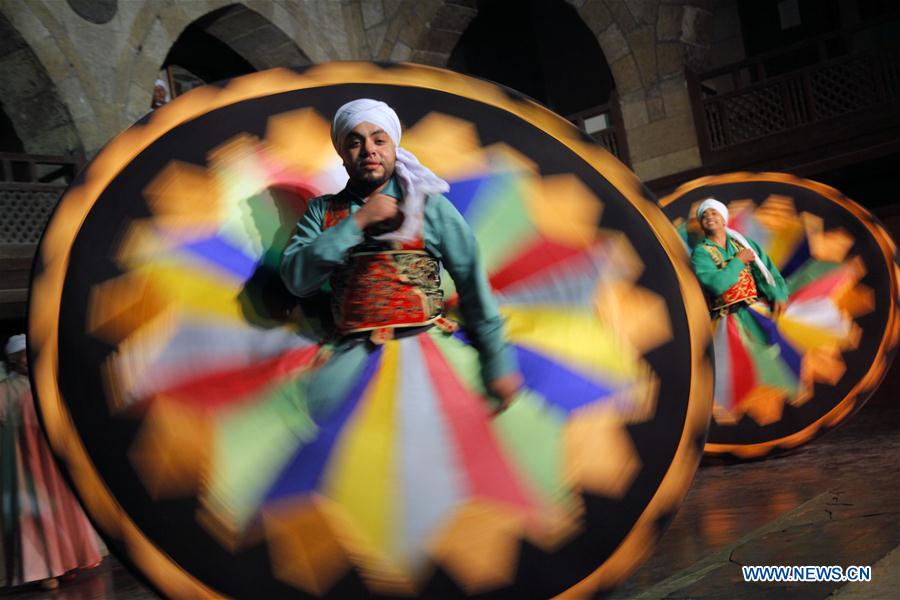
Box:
1 374 102 587
28 63 712 597
661 172 900 459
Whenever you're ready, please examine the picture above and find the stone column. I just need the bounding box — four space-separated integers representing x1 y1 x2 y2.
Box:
577 0 715 182
618 2 713 182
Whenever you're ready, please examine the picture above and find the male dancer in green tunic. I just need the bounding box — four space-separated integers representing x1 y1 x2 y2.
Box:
691 198 789 329
280 99 521 413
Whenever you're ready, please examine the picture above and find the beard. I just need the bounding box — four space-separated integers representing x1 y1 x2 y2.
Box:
347 160 393 193
355 168 388 187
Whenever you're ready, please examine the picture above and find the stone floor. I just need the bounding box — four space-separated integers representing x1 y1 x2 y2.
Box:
2 386 897 599
610 390 900 600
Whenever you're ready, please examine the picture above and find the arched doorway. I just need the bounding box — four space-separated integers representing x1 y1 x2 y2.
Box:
0 12 82 324
0 12 83 159
447 0 627 162
161 3 311 98
0 107 24 154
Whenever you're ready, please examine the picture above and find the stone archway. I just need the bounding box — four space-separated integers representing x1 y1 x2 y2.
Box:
182 3 311 72
160 3 315 97
371 0 717 180
121 1 317 133
447 0 616 117
0 11 84 158
572 0 715 181
370 0 478 64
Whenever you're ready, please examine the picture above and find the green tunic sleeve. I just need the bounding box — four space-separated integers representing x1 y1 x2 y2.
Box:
690 236 790 303
690 241 747 296
280 184 517 387
746 238 790 303
0 379 8 423
280 195 364 297
424 195 518 385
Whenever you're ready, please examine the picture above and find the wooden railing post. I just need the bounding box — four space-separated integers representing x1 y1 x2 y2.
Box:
607 90 630 166
686 68 712 161
566 98 632 166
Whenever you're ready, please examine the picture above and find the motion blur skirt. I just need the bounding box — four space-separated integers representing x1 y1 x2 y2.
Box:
1 376 101 587
28 62 713 597
661 172 899 459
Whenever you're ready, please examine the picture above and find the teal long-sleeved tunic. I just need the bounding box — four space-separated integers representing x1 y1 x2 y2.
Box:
280 177 517 386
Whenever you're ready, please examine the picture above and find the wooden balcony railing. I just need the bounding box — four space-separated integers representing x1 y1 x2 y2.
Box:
568 92 631 166
0 153 78 317
687 15 900 167
0 152 77 245
0 152 78 186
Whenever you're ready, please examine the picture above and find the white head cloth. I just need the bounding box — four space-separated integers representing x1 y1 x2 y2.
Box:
696 198 775 286
331 99 449 242
154 79 171 102
5 334 25 356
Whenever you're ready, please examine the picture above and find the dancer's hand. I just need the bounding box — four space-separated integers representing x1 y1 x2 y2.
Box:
354 194 398 229
736 248 755 264
771 300 786 320
488 372 523 417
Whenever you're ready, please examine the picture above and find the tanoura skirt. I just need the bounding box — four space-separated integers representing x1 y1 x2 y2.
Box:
1 376 101 587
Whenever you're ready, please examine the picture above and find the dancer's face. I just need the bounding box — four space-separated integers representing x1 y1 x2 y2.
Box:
9 350 27 375
700 209 726 236
340 122 397 188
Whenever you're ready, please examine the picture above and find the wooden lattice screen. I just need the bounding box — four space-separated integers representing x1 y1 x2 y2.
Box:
0 152 76 244
698 49 898 151
689 16 900 161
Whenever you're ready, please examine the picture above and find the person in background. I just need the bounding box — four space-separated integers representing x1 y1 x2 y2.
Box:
1 335 102 590
151 78 171 109
690 198 789 324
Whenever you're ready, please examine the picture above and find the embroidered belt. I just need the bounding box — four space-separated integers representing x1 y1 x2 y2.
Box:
330 249 445 334
709 266 758 315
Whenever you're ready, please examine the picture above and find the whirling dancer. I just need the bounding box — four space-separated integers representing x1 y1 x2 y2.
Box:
690 199 791 420
281 98 523 414
1 335 101 590
24 67 714 596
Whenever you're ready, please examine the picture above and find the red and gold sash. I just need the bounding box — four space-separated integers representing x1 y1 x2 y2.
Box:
704 239 758 315
323 195 444 335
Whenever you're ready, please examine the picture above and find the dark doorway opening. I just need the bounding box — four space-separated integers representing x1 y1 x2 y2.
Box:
448 0 615 117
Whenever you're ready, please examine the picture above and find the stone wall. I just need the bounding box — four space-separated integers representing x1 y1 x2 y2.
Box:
0 0 367 156
0 9 83 156
568 0 715 181
0 0 718 182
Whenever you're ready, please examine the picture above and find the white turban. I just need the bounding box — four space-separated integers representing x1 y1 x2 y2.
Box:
5 334 25 356
696 198 729 224
331 99 449 242
696 198 775 286
154 79 171 102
